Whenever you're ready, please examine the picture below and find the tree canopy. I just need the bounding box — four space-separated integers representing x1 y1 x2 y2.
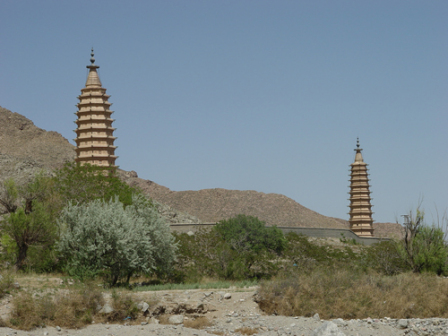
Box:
58 194 177 286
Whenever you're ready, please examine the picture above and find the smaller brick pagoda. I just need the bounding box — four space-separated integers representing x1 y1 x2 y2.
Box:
348 138 374 237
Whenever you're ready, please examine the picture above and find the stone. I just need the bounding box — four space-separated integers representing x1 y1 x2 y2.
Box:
311 321 346 336
99 303 114 314
168 315 184 325
398 319 409 329
313 313 320 321
333 318 346 326
149 317 159 324
55 326 61 332
137 301 150 312
187 231 195 236
223 293 232 299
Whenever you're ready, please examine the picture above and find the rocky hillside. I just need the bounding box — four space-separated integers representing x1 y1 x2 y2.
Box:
0 105 403 236
0 106 75 169
119 171 347 228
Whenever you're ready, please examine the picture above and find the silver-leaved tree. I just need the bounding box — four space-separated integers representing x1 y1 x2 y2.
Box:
58 194 177 286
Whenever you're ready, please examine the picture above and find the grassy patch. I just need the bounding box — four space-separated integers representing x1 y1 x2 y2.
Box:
258 269 448 319
133 280 258 292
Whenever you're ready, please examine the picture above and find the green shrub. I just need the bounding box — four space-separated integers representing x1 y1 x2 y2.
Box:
214 215 286 254
58 194 177 286
283 232 361 273
411 226 448 275
399 208 448 275
365 240 409 275
175 225 281 281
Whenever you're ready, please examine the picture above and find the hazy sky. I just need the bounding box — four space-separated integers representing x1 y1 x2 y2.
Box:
1 1 447 224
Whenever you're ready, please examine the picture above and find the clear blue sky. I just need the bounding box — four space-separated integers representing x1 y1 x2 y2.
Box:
1 1 447 224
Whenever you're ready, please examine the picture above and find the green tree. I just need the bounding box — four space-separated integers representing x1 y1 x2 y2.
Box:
411 226 448 275
52 162 137 206
0 164 142 272
214 214 286 255
211 215 285 279
0 178 19 214
58 194 176 286
400 208 448 275
4 203 57 270
1 174 59 270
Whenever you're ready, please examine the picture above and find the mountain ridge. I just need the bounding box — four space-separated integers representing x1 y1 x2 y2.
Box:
0 105 403 237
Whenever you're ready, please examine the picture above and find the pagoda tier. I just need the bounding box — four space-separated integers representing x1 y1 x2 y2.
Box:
74 49 118 168
348 139 374 237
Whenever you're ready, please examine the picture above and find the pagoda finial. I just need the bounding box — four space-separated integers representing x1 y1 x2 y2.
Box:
85 48 101 86
90 48 95 65
353 137 364 163
354 137 362 153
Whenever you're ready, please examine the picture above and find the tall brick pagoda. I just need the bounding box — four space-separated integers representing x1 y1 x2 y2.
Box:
348 138 374 237
74 49 117 168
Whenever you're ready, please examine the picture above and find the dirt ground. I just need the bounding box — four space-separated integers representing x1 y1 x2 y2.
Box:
0 285 418 336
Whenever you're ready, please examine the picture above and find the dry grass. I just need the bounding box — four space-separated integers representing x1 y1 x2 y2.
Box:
258 269 448 319
183 316 213 329
210 331 225 336
9 285 104 330
158 314 171 324
0 271 16 298
235 327 258 335
106 291 140 322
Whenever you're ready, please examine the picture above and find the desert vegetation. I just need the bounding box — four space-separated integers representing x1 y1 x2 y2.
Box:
0 166 447 329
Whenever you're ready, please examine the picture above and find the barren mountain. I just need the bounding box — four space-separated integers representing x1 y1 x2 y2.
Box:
119 172 348 228
0 106 75 169
0 105 403 236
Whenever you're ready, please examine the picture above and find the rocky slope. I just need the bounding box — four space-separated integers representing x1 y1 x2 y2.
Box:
0 105 403 236
119 171 347 228
0 106 75 169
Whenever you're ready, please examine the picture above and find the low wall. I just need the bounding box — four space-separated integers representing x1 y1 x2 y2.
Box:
169 223 389 246
276 227 389 246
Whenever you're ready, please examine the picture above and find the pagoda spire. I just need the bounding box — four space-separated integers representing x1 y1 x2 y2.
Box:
348 138 374 237
74 50 118 168
85 48 102 87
